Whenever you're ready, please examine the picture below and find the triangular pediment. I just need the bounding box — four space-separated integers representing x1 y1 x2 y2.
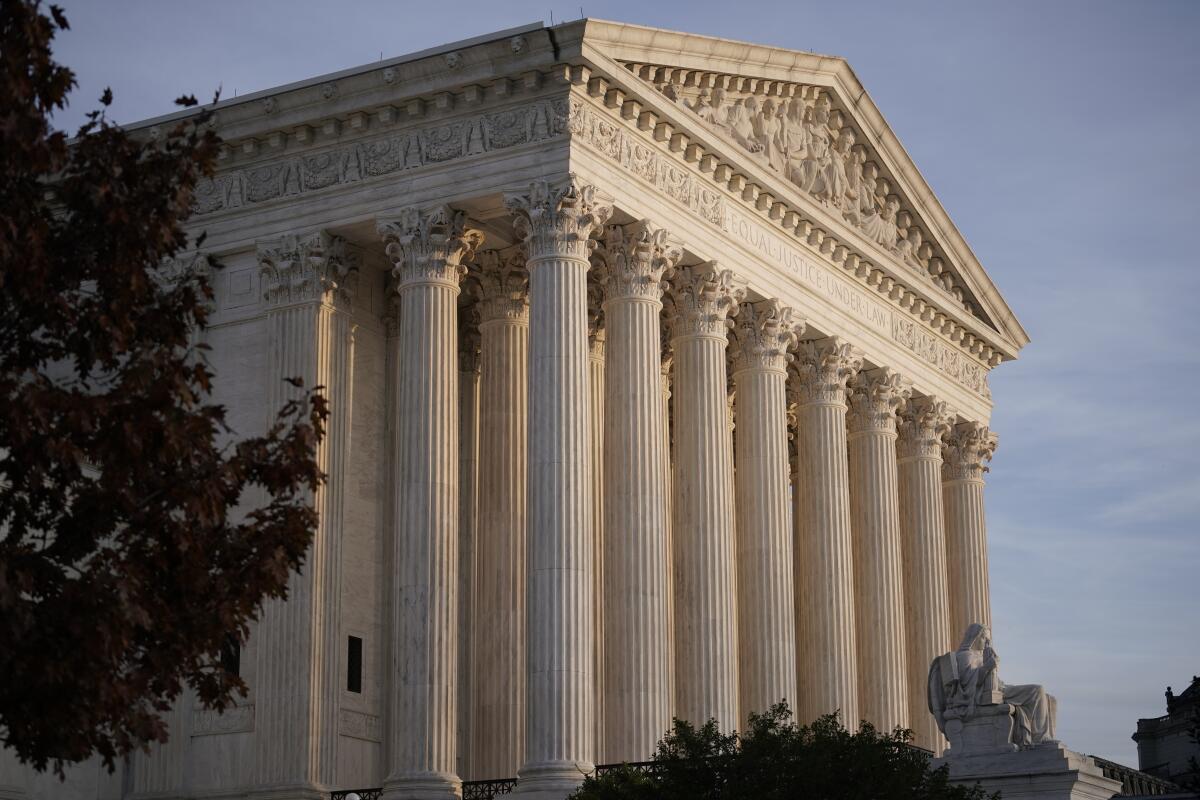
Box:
566 19 1028 356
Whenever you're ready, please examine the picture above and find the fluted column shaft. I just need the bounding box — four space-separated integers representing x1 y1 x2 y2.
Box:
506 178 611 798
668 263 744 731
732 300 800 720
897 396 954 754
595 222 678 761
378 207 483 799
472 252 530 780
943 422 998 639
254 231 356 790
791 337 862 727
847 369 910 734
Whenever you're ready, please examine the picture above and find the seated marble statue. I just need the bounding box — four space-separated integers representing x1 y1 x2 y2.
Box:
928 623 1057 749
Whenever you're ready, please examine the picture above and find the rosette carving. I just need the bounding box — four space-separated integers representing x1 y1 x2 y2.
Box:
472 248 529 324
941 421 998 482
847 368 911 434
504 175 613 262
896 395 955 460
258 230 359 308
730 299 804 374
665 262 746 340
592 219 682 302
788 336 863 406
376 205 484 291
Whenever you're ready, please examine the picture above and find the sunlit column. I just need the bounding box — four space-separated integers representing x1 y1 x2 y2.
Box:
594 221 680 762
255 231 357 790
731 299 802 721
942 421 998 638
471 249 530 780
378 207 483 799
505 177 611 798
667 263 745 732
790 337 862 727
847 368 910 734
897 395 954 754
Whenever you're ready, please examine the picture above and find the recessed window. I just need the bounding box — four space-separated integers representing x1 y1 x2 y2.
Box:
220 634 240 677
347 636 363 694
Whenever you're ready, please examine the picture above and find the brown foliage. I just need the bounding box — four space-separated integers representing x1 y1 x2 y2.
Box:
0 0 327 774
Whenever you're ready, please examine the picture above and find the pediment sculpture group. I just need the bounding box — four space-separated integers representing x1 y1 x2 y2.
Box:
669 84 953 293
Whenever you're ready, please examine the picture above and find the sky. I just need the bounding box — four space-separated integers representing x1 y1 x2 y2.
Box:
49 0 1199 769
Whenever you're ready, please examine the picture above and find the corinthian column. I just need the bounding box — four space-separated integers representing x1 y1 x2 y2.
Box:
731 299 802 721
378 206 483 799
847 368 911 734
505 177 611 798
897 395 954 753
254 231 357 791
790 337 862 727
667 263 745 732
471 249 529 780
942 422 998 638
593 220 680 762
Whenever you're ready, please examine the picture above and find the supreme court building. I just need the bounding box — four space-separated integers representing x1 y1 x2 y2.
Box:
0 18 1031 800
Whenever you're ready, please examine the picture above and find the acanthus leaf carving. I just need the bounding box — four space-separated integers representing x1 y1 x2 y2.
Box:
504 175 613 262
592 219 682 303
471 248 529 324
847 367 911 435
789 336 863 406
377 205 484 291
897 395 956 461
665 261 746 341
941 421 998 482
730 298 804 375
258 230 359 309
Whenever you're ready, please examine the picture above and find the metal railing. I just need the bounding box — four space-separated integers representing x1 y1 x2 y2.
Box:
462 777 518 799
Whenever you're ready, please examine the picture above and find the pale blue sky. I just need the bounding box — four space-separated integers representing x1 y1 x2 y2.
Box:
50 0 1199 768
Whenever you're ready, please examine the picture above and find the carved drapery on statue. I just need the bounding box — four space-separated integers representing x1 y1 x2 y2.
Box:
928 624 1058 755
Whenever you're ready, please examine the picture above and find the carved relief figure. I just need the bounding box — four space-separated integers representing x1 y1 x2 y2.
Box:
928 624 1058 750
816 126 855 210
756 98 785 171
861 195 901 250
781 99 810 185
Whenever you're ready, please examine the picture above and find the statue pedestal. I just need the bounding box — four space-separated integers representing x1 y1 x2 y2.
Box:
934 743 1122 800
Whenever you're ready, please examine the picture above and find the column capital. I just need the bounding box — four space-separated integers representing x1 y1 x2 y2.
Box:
377 204 484 292
731 299 804 375
593 219 682 303
472 249 529 324
897 395 955 461
666 262 747 341
505 175 613 262
847 368 911 435
258 230 359 309
942 421 998 482
789 336 863 407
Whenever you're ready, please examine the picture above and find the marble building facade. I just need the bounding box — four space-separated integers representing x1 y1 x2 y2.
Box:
0 18 1029 800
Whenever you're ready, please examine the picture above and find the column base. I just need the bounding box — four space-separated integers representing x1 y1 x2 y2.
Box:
382 771 462 800
511 761 592 800
935 743 1122 800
